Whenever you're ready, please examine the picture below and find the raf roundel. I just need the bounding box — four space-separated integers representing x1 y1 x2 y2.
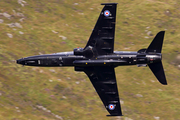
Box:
104 10 110 17
108 104 115 110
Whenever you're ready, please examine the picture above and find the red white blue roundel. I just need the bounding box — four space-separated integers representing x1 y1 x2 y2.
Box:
104 10 110 17
108 104 115 110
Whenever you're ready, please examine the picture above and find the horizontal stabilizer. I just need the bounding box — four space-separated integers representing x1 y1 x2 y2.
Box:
146 31 165 53
148 61 167 85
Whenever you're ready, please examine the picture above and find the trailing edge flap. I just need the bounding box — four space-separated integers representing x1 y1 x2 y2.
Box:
84 3 118 55
148 61 167 85
84 66 122 116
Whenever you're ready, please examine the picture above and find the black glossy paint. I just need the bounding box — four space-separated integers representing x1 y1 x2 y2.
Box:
17 3 167 116
16 52 162 67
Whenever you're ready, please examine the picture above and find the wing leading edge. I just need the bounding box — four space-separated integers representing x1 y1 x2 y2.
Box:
84 66 122 116
84 3 118 56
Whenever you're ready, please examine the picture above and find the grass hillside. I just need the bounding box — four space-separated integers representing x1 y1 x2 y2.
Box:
1 0 180 120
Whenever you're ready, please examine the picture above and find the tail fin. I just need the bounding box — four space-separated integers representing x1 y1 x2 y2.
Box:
147 31 167 85
146 31 165 53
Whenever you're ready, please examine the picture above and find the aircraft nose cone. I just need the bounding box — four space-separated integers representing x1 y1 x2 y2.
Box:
16 58 25 65
16 59 20 64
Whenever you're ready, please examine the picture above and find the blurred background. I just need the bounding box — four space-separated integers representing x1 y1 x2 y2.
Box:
0 0 180 120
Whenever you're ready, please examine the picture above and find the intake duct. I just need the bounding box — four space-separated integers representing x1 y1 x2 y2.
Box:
74 48 84 55
74 46 95 59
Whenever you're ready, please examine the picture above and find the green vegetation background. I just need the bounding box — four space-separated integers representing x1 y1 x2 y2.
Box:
0 0 180 120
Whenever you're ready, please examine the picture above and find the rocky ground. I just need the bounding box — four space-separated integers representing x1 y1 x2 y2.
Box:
1 0 180 120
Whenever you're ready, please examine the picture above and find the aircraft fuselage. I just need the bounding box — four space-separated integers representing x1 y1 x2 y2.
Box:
16 51 161 68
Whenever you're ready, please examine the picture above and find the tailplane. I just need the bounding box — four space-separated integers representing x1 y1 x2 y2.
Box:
148 61 167 85
146 31 165 53
146 31 167 85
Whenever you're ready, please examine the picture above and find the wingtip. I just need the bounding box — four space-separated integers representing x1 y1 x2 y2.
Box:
101 3 118 5
106 114 123 117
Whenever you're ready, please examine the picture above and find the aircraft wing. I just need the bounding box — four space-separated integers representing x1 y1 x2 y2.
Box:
84 3 118 55
84 66 122 116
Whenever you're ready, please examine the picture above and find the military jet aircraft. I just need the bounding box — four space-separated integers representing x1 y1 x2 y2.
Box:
17 3 167 116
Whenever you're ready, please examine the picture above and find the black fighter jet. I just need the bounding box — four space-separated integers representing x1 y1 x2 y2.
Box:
17 3 167 116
